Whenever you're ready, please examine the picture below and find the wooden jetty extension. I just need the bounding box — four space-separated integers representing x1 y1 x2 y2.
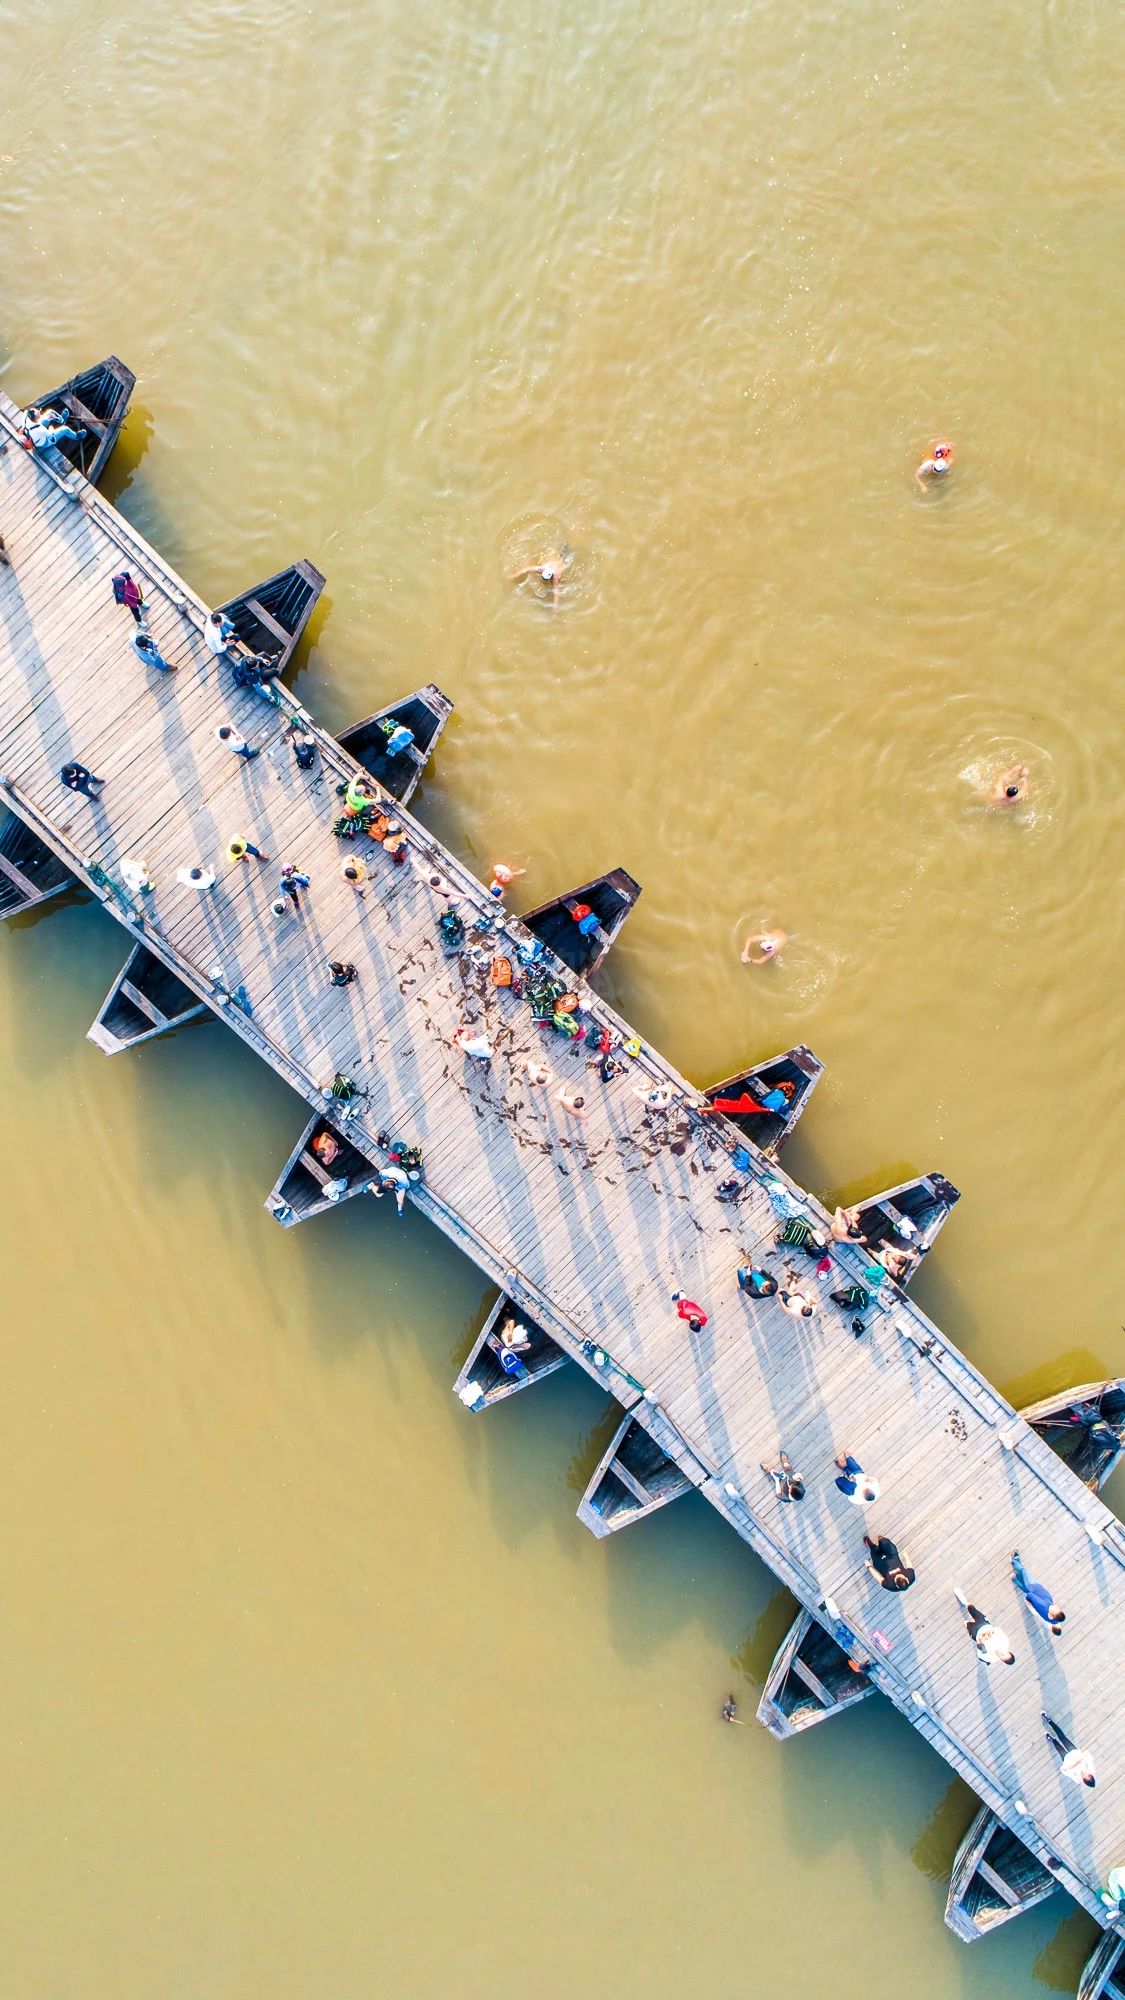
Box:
1 376 1123 1994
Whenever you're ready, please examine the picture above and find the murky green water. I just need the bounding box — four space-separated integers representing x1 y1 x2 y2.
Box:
1 1 1123 1993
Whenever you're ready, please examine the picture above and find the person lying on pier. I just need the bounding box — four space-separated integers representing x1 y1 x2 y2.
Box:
204 609 239 659
20 404 86 451
760 1452 805 1503
953 1589 1015 1665
507 546 573 613
736 1261 777 1299
1010 1553 1065 1634
864 1535 915 1591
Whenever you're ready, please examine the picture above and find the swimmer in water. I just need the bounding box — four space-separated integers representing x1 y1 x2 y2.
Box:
915 439 955 489
508 546 573 613
741 928 788 966
988 763 1030 807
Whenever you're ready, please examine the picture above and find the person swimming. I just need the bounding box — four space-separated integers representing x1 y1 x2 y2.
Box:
507 547 573 613
741 928 788 966
988 762 1030 806
915 439 955 488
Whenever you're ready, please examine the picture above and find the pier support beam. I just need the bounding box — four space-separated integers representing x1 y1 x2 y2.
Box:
518 868 641 980
577 1412 692 1536
0 804 75 920
217 559 325 672
704 1046 824 1154
337 684 453 806
454 1295 569 1410
265 1113 381 1226
757 1609 875 1738
1079 1929 1125 2000
944 1804 1056 1941
87 943 209 1054
1019 1379 1125 1492
31 355 135 484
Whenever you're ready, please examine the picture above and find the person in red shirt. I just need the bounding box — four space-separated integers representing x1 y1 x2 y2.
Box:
671 1290 707 1332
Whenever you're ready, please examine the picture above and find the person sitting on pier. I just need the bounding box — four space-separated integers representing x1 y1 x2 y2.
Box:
761 1452 805 1503
671 1291 708 1332
779 1286 816 1320
453 1024 493 1063
507 546 573 613
864 1534 915 1591
204 609 239 659
871 1242 915 1284
737 1261 777 1299
834 1455 881 1505
715 1176 745 1203
953 1588 1015 1665
831 1204 867 1244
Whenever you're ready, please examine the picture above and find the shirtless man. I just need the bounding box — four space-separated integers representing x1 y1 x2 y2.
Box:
508 547 573 613
988 763 1030 807
741 928 788 966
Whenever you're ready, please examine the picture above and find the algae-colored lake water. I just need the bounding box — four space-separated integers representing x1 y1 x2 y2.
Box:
1 1 1123 1994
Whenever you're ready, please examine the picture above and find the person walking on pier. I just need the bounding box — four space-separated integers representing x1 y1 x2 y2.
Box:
59 761 104 800
835 1455 881 1505
111 570 147 625
176 864 216 892
133 629 173 672
204 609 239 659
1041 1714 1097 1788
671 1291 708 1332
227 837 269 865
216 723 261 760
864 1534 915 1590
954 1589 1015 1665
761 1452 805 1503
279 864 309 911
328 961 358 987
1010 1552 1066 1634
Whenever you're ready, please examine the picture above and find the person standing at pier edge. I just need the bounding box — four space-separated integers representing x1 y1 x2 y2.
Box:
59 761 104 799
1010 1552 1066 1633
863 1534 915 1590
111 569 147 625
954 1589 1016 1665
671 1291 708 1332
204 609 239 659
1041 1715 1097 1788
278 864 309 911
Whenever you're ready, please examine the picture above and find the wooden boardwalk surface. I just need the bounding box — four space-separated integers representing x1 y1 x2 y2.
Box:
1 392 1123 1939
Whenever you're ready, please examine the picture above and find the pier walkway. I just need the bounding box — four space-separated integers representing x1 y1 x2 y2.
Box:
1 391 1122 1957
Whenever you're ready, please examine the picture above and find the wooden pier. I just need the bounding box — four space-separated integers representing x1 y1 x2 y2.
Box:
1 378 1123 1988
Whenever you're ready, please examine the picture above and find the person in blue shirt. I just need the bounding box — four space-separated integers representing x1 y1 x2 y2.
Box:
1011 1552 1066 1634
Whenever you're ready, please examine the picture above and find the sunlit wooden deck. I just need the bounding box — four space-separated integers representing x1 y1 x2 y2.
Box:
1 388 1122 1965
